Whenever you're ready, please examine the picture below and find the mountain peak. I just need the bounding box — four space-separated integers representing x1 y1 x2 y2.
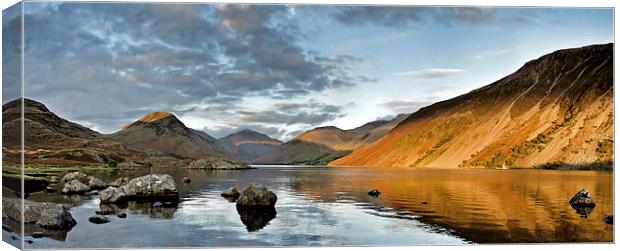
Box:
122 112 179 130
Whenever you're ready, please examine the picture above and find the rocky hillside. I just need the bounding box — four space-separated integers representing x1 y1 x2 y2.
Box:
257 114 408 164
216 129 282 163
111 112 232 160
330 43 613 169
2 98 141 164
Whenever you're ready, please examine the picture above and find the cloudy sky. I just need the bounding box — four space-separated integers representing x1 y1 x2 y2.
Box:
2 3 613 140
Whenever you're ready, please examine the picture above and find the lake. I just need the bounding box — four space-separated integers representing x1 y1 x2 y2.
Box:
2 166 614 248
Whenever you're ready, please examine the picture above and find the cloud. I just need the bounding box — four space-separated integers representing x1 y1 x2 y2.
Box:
472 49 509 60
380 99 436 114
331 7 498 27
237 101 344 126
392 68 464 78
3 3 371 134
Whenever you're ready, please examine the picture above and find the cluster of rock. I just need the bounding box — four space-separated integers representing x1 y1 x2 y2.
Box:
220 183 278 231
187 158 252 170
2 198 76 230
99 174 179 204
59 172 108 194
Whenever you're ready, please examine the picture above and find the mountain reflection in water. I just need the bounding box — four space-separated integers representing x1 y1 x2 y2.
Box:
2 166 612 248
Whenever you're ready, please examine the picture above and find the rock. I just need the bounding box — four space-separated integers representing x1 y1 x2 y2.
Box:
95 210 114 215
26 240 33 244
368 189 381 197
31 232 46 238
603 215 613 225
99 187 126 204
187 158 251 170
45 186 57 193
109 177 129 187
236 183 277 208
221 187 241 201
60 172 88 183
122 174 178 200
49 176 60 184
117 213 127 218
61 180 90 194
88 215 110 224
87 176 108 190
2 198 77 230
182 177 191 183
153 202 163 207
569 188 596 207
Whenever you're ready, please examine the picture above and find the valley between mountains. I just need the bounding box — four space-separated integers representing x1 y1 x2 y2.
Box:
2 43 613 171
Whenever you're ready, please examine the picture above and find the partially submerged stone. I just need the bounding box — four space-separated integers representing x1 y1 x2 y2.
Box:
2 198 76 230
569 188 596 207
61 180 90 194
236 183 277 208
99 174 178 204
368 189 381 197
221 187 241 201
88 214 110 224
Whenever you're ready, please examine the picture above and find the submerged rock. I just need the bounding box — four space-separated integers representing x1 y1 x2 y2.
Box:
61 180 90 194
368 189 381 197
2 198 76 230
236 183 277 208
88 215 110 224
569 188 596 207
221 187 241 201
603 215 613 225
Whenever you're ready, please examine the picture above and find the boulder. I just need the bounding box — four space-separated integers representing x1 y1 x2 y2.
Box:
88 215 110 224
569 188 596 207
236 183 277 208
109 177 129 187
99 187 126 204
368 189 381 197
122 174 178 200
60 172 89 183
2 198 76 230
221 187 240 201
61 180 90 194
87 176 108 190
100 174 178 203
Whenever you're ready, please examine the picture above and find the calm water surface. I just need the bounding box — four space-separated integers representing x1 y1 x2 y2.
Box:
2 166 613 248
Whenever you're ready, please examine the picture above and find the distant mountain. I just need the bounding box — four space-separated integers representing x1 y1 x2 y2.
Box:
256 114 408 165
111 111 231 160
331 43 613 169
2 98 140 164
216 129 282 163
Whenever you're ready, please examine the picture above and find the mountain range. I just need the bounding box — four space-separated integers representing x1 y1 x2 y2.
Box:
2 43 613 169
331 43 613 169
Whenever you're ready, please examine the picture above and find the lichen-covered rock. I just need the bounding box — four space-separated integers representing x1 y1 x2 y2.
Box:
60 172 89 183
569 188 596 207
87 176 108 190
2 198 76 230
122 174 178 199
236 183 277 208
109 177 129 187
61 180 90 194
99 187 126 204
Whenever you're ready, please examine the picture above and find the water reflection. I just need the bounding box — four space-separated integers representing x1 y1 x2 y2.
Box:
236 207 277 232
127 201 178 219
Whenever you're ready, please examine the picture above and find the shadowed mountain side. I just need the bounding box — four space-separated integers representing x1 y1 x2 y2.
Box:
216 129 282 163
2 98 145 165
110 112 233 160
330 43 613 169
257 114 408 165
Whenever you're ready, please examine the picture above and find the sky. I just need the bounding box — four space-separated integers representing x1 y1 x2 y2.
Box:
2 3 614 140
